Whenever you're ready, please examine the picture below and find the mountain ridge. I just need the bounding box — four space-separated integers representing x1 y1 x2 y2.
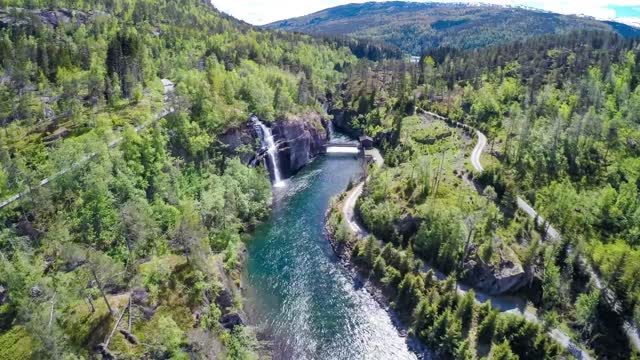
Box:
265 1 640 54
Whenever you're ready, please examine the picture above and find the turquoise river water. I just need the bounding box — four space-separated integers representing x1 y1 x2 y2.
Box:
244 155 420 360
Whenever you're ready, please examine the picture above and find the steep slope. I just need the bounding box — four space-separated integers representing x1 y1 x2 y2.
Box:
266 1 640 54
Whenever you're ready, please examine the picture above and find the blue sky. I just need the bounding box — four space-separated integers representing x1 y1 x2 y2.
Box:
210 1 640 26
609 4 640 17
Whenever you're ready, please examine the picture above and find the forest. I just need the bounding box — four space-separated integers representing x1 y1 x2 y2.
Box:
266 1 640 54
1 0 640 359
326 28 640 359
0 0 356 358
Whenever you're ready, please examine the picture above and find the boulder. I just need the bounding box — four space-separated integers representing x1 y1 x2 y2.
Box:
463 251 529 295
131 288 150 306
220 311 246 330
30 285 43 298
215 288 234 312
139 306 156 320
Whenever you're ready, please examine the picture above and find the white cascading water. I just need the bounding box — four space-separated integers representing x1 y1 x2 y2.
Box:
253 117 284 187
327 119 335 140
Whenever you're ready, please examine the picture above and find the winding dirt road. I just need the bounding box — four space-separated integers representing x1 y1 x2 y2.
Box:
342 182 369 238
452 111 639 355
341 114 595 359
470 128 486 172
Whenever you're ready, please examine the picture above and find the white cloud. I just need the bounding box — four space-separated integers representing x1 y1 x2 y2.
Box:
210 0 640 25
538 0 640 20
211 0 365 25
617 16 640 26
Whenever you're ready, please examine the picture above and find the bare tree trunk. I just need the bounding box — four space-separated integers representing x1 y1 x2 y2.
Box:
105 300 128 348
48 292 56 329
128 297 132 332
460 229 474 270
91 268 114 315
87 296 95 313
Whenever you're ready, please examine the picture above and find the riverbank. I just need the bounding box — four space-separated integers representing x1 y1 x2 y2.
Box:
324 128 595 359
243 156 418 359
324 195 434 359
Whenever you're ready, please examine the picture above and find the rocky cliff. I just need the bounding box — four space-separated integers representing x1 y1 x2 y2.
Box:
329 108 359 138
462 244 530 295
272 112 329 178
221 127 257 165
221 113 329 179
0 8 103 29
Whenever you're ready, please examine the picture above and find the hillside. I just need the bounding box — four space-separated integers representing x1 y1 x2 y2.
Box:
0 0 356 358
329 29 640 358
266 1 640 54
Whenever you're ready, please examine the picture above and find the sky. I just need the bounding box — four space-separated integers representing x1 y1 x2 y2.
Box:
210 0 640 26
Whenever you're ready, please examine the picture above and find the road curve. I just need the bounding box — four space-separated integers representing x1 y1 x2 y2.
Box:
470 129 487 172
0 80 175 211
342 148 383 239
342 182 369 238
462 115 561 239
342 112 595 360
450 111 637 356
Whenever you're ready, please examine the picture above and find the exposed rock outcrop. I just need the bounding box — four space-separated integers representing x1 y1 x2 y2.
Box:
220 311 246 330
221 127 257 165
0 8 103 29
462 246 530 295
329 108 359 138
214 288 234 313
272 112 329 177
221 113 329 180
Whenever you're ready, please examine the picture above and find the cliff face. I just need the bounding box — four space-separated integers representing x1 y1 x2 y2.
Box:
329 108 359 138
221 127 257 165
272 112 328 178
221 113 329 179
462 245 530 295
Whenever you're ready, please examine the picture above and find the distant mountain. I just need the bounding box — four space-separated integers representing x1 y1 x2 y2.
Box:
265 1 640 54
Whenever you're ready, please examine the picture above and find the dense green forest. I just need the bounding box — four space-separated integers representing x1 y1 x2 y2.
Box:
326 29 640 359
2 0 640 359
419 30 640 326
0 0 356 358
266 1 640 54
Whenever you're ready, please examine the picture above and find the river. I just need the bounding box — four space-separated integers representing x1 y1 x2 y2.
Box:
243 155 419 360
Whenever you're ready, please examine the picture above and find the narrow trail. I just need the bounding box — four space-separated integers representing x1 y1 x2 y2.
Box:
0 79 176 210
340 114 595 359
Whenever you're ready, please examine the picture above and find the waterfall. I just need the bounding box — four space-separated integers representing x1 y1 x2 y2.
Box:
327 119 335 140
252 117 284 187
